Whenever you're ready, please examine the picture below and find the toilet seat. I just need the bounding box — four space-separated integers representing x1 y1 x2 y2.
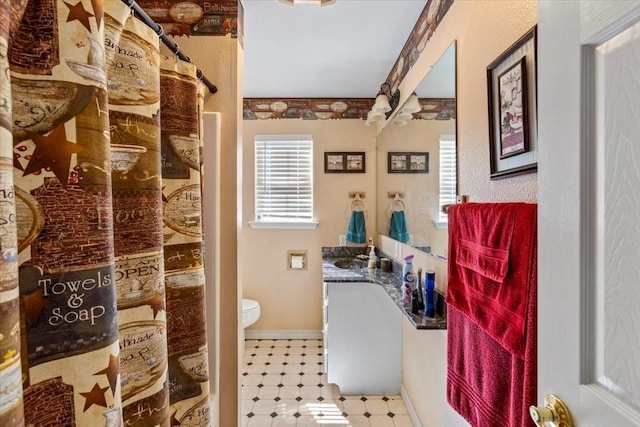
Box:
242 298 261 328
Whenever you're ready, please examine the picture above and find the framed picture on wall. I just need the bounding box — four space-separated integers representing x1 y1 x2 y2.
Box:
487 25 538 179
387 152 429 173
324 152 366 173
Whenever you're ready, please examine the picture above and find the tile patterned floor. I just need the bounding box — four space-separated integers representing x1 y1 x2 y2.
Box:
242 339 414 427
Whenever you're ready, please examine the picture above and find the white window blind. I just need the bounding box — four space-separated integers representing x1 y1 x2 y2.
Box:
255 135 313 223
439 135 457 223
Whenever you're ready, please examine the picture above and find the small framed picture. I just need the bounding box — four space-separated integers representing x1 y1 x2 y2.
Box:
324 152 366 173
388 152 429 173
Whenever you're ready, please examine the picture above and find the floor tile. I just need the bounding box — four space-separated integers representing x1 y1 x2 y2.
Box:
298 386 323 400
242 374 263 386
254 346 272 355
241 399 254 416
246 364 266 374
284 363 303 374
299 373 322 386
265 363 284 374
392 414 414 426
280 374 303 386
387 397 409 415
278 385 300 400
301 363 321 374
258 385 280 399
366 398 391 414
342 397 367 415
274 399 299 416
270 416 297 426
269 355 287 364
246 414 273 426
252 398 277 414
369 414 395 427
262 374 283 386
252 354 271 364
345 414 372 427
242 385 260 398
271 346 289 355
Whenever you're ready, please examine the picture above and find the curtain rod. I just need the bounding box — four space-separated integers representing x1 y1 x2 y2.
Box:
121 0 218 94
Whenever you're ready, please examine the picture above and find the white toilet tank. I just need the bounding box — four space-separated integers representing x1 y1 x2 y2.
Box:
242 299 261 328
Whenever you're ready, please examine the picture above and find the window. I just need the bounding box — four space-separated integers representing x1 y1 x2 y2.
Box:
438 135 457 224
253 135 316 229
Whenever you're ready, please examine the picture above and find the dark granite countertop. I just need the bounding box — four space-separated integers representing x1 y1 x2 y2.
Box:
322 247 447 331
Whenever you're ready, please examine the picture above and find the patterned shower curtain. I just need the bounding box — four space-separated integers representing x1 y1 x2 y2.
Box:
0 1 27 426
160 56 211 425
0 1 212 426
105 2 172 426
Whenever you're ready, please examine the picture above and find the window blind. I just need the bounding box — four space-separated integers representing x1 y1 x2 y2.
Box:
255 135 313 222
439 136 457 222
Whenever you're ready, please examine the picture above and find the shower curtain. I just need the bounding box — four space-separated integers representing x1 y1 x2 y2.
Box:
159 56 211 424
0 1 212 426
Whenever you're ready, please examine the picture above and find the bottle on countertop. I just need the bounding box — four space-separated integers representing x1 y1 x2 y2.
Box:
367 237 377 269
402 254 415 306
416 268 424 311
424 270 436 317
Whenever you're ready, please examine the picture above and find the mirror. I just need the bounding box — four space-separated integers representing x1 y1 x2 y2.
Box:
376 42 456 257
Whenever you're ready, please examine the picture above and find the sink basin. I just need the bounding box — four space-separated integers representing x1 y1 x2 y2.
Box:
332 258 368 269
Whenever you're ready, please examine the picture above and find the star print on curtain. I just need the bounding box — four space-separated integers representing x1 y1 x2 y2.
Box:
2 1 216 425
9 0 122 425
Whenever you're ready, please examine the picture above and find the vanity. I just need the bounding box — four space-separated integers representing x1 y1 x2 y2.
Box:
322 246 446 396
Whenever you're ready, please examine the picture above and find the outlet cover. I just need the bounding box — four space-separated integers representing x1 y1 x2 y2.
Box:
339 235 346 246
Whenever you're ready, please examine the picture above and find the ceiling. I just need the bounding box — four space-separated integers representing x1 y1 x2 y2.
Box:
241 0 428 99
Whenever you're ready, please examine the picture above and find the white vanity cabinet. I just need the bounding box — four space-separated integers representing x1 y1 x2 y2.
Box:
323 281 402 395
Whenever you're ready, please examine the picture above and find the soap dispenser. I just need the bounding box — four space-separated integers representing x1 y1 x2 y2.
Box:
367 238 377 269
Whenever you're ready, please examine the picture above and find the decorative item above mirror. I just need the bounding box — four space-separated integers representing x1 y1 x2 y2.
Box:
376 41 457 258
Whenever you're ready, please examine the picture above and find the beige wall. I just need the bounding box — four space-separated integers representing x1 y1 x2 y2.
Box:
242 120 377 331
393 1 538 425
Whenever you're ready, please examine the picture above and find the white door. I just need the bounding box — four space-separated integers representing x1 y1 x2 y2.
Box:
538 1 640 426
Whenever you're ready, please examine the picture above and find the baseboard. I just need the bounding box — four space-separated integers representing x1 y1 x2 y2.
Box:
244 330 323 340
401 384 423 427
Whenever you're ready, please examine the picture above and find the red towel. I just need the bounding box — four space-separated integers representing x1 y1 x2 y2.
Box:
446 202 536 358
446 203 537 427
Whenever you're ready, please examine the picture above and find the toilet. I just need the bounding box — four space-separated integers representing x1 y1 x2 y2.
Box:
242 298 261 328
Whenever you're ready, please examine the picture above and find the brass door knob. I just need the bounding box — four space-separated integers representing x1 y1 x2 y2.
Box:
529 394 574 427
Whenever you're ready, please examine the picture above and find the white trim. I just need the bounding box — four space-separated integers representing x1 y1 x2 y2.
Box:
248 221 319 230
401 384 423 427
244 329 323 340
255 134 313 141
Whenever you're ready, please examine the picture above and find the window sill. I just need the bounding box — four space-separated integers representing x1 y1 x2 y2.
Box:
248 221 319 230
